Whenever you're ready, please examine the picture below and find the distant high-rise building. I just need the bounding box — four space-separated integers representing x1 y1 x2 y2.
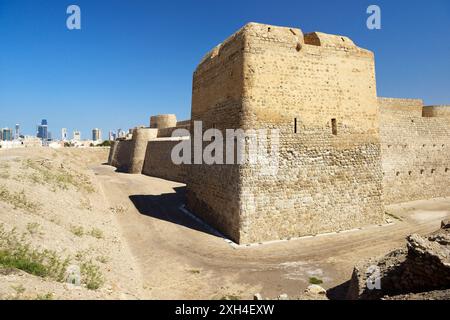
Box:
14 124 20 140
37 119 48 142
61 128 68 141
2 128 13 141
73 130 81 141
92 128 101 141
108 130 114 141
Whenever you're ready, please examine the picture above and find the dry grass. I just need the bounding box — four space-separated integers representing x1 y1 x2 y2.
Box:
0 185 41 213
0 224 104 290
0 224 69 281
21 159 95 193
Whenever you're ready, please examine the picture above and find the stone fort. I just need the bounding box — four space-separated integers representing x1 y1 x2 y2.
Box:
108 23 450 244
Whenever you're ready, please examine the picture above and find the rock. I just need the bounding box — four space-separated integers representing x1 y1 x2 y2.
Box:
277 293 289 300
346 229 450 300
441 219 450 230
305 284 327 295
253 293 263 300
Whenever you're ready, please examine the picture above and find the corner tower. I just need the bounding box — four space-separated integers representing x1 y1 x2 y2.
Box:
187 23 384 244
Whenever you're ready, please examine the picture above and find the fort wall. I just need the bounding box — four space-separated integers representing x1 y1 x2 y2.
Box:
107 22 449 245
128 128 159 173
109 139 133 172
379 99 450 204
187 23 384 244
186 25 247 242
141 137 188 183
108 117 190 177
150 114 177 129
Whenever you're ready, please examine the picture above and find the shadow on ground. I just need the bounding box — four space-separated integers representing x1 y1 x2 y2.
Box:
129 186 220 238
327 280 351 300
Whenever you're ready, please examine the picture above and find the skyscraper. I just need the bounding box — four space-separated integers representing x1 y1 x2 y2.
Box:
15 124 20 140
92 128 101 141
2 128 13 141
73 130 81 141
61 128 68 141
37 119 48 141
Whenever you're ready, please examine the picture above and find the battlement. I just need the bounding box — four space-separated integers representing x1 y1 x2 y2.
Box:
423 105 450 118
196 23 369 73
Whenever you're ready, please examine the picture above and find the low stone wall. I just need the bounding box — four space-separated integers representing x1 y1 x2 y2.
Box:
141 137 188 183
109 139 133 172
108 128 158 173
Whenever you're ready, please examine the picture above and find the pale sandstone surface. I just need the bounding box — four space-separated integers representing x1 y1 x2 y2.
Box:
107 23 450 245
0 148 143 300
347 224 450 300
1 147 449 299
94 163 450 300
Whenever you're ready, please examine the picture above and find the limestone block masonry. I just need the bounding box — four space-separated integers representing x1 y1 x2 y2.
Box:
186 22 384 244
107 22 450 245
141 137 189 183
379 98 450 204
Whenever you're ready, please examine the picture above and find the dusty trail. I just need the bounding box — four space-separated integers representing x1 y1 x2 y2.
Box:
94 164 450 299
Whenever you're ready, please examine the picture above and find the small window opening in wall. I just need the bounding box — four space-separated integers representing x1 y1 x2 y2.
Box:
396 172 400 176
408 171 412 176
268 27 271 32
331 118 337 135
431 169 436 174
420 169 425 174
446 168 449 173
423 144 426 147
294 118 298 133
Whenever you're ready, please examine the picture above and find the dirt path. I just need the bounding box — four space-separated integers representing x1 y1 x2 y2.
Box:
94 164 450 300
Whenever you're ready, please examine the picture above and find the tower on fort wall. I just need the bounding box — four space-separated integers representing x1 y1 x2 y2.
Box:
186 22 385 244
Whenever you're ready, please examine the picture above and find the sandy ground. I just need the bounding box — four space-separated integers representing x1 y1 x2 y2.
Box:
1 147 449 300
0 148 142 300
94 163 450 300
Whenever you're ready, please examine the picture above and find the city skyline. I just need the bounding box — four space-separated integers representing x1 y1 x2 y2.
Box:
0 118 106 142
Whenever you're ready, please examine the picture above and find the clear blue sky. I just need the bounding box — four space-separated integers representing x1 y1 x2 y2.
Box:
1 0 449 139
